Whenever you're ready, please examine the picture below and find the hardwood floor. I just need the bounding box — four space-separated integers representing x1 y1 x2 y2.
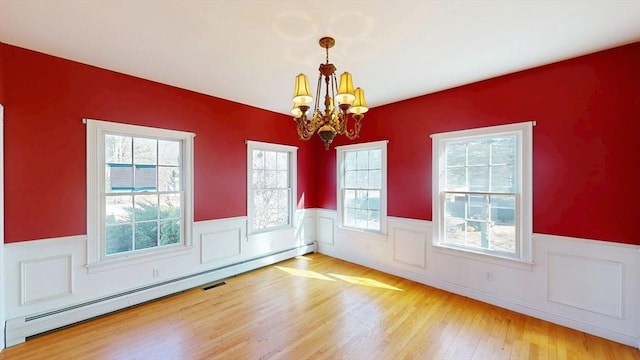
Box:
1 253 638 359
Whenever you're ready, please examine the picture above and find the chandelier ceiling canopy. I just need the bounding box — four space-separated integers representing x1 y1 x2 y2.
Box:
291 37 368 150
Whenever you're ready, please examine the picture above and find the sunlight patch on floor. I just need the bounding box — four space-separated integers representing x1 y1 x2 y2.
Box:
275 264 404 291
274 266 336 281
328 273 404 291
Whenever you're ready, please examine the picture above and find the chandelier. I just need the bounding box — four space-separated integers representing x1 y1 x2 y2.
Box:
291 37 368 150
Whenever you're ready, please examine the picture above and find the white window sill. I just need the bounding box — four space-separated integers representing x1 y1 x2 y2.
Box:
432 243 534 271
85 245 195 274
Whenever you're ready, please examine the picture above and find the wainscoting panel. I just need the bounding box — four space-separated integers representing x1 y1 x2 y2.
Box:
20 254 73 306
317 216 335 246
546 252 622 318
392 228 427 269
200 228 241 264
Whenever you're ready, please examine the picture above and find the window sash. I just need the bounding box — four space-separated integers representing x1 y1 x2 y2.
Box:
246 141 297 234
441 191 519 256
431 122 533 262
336 140 387 234
86 118 195 268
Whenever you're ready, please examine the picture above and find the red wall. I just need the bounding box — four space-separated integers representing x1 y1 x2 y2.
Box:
1 43 316 243
0 43 5 103
317 42 640 245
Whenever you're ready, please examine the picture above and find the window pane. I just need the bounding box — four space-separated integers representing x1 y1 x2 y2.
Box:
491 165 515 193
276 170 288 188
134 165 157 190
106 224 133 255
158 140 180 166
107 164 134 192
135 195 158 221
444 193 466 219
253 169 264 187
368 210 380 230
444 217 465 246
368 192 380 211
135 221 158 250
276 152 288 171
278 189 289 209
344 189 356 207
446 142 466 167
105 135 132 164
369 150 381 169
369 169 381 189
446 168 466 191
160 219 181 245
345 152 357 170
345 170 357 188
159 194 181 219
356 170 368 188
491 195 516 225
265 151 277 170
265 170 277 188
134 138 157 165
356 209 368 228
158 166 180 191
356 151 369 169
468 167 489 191
491 136 516 165
344 208 356 227
106 195 133 225
468 140 490 166
253 150 264 169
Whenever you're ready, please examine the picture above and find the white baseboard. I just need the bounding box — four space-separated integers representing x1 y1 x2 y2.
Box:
5 243 315 347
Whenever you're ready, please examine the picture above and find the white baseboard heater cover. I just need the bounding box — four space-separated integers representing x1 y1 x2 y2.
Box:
5 243 315 347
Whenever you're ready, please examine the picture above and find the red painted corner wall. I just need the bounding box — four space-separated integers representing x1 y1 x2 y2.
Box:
1 43 316 243
316 42 640 245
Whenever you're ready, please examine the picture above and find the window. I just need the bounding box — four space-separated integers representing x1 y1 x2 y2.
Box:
86 119 194 266
337 141 387 233
431 122 533 262
247 141 297 233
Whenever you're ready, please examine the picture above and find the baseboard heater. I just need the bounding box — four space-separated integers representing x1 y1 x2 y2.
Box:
5 243 316 347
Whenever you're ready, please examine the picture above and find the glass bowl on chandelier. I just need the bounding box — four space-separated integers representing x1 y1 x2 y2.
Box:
291 37 369 150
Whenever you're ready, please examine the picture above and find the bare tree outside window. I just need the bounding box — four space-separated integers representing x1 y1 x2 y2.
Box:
251 149 291 231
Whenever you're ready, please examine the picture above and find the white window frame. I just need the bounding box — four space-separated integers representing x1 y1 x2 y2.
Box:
431 122 533 263
85 119 195 272
246 140 298 235
336 140 388 235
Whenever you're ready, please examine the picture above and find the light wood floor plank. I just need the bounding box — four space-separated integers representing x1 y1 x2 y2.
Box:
0 253 638 359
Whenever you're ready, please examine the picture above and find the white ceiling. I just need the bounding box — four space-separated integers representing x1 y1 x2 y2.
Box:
1 0 639 115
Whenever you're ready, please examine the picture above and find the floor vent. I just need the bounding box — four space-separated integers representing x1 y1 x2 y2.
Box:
202 282 226 291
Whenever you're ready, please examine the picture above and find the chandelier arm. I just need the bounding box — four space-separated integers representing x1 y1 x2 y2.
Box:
342 116 363 140
295 117 314 140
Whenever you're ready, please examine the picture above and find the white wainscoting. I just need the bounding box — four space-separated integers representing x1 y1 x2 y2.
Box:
3 210 316 347
316 210 640 348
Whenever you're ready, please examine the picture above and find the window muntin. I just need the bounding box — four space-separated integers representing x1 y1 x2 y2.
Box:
337 141 387 233
247 141 297 234
432 122 532 261
86 119 194 266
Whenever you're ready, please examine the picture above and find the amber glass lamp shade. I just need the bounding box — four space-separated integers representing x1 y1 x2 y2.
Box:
293 74 313 104
348 87 368 115
335 72 356 105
